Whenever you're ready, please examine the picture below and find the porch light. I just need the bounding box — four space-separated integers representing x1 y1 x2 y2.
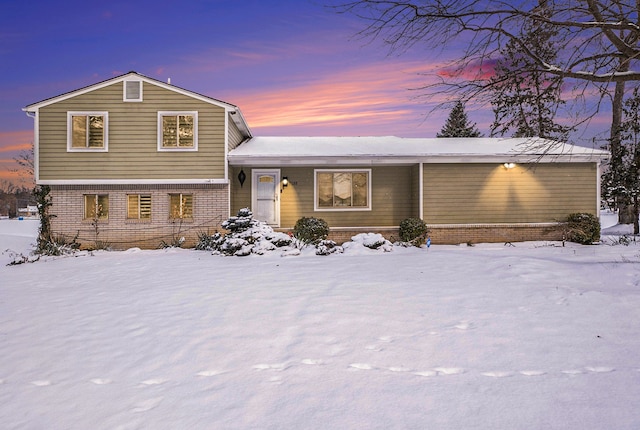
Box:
282 177 289 187
503 162 516 169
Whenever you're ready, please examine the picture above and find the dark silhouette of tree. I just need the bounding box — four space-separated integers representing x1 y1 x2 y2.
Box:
437 101 482 137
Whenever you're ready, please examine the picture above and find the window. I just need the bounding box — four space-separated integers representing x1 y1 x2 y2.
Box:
315 169 371 211
123 80 143 102
158 112 197 150
127 194 151 219
84 194 109 220
68 112 108 151
169 193 193 219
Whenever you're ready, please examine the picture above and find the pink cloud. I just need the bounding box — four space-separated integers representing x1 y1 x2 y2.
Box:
225 60 449 136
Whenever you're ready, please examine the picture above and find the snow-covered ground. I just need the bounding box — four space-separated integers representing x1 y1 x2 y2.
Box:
1 219 640 429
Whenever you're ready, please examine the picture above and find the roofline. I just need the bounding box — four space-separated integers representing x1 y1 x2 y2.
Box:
228 153 608 166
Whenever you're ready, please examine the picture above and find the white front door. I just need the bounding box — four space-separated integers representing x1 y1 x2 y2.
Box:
252 170 280 226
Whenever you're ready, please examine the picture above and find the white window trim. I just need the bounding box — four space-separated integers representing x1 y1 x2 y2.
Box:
157 111 198 152
67 111 109 152
314 168 372 212
123 80 143 102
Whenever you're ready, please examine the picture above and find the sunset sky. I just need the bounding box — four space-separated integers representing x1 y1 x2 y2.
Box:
0 0 609 187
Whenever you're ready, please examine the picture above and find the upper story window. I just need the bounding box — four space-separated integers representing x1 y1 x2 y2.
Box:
315 169 371 211
158 111 198 151
67 112 108 152
123 80 143 102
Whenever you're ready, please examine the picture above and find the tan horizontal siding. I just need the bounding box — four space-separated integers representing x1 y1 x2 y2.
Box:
230 166 417 228
423 163 598 224
227 116 244 150
38 81 227 180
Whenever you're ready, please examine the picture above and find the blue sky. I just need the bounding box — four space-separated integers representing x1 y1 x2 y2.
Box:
0 0 608 186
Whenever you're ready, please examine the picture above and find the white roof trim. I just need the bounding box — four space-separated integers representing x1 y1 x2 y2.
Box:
228 136 609 165
37 179 229 186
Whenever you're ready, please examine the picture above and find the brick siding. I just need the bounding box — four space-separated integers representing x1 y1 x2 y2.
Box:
49 184 229 249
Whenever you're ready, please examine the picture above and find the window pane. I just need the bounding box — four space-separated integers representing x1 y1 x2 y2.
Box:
140 195 151 219
88 116 104 148
162 116 178 147
182 194 193 218
97 195 109 219
333 173 352 207
127 195 139 219
317 173 333 208
178 115 194 147
170 194 192 219
72 116 87 148
352 172 368 207
84 195 96 219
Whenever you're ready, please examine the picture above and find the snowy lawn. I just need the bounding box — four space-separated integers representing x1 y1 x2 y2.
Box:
1 219 640 429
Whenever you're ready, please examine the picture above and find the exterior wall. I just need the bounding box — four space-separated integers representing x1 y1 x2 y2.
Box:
38 81 228 181
48 184 228 249
229 165 418 228
423 163 599 224
227 115 245 150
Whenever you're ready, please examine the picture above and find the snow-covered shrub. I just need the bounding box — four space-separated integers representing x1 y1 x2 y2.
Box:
196 208 293 256
293 217 329 244
315 239 343 256
343 233 393 252
399 218 429 246
566 213 600 245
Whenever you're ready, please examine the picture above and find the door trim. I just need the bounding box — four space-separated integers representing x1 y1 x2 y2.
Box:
251 169 280 226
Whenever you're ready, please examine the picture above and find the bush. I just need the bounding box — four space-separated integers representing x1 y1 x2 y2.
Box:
399 218 429 246
566 213 600 244
293 217 329 244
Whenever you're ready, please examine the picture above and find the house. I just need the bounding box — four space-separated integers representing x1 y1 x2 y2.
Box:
23 72 609 249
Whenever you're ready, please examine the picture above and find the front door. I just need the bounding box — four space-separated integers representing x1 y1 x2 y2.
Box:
252 170 280 226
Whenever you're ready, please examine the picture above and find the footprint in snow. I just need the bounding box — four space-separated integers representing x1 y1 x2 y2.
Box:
481 371 515 378
252 363 290 371
520 370 546 376
414 370 437 377
434 367 465 375
130 397 163 413
301 359 323 365
585 366 615 373
561 369 584 375
378 336 393 343
365 344 383 352
349 363 374 370
388 366 411 373
90 378 112 385
454 321 473 330
31 380 52 386
140 378 168 386
196 370 226 377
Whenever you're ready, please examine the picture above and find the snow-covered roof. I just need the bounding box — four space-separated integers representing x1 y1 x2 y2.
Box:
228 136 609 166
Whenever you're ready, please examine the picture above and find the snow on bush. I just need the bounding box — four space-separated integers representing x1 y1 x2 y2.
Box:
196 208 294 256
342 233 393 253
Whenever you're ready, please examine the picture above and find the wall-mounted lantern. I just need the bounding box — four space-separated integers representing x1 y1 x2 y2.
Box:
503 162 516 169
238 169 246 187
282 176 289 187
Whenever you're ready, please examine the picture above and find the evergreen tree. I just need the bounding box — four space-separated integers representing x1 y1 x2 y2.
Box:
490 2 571 141
602 87 640 233
437 101 482 138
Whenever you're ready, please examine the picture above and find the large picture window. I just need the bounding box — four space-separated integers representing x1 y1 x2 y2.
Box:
127 194 151 220
68 112 108 151
158 112 197 151
84 194 109 220
169 193 193 219
315 169 371 211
